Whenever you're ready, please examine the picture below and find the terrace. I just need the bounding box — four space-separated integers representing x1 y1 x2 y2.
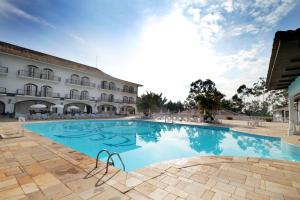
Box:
0 120 299 200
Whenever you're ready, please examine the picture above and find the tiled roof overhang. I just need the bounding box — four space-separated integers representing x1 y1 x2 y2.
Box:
266 28 300 90
0 41 143 87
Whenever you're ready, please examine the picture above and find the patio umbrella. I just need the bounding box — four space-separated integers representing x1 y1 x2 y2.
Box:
68 105 79 110
84 106 87 113
30 104 46 109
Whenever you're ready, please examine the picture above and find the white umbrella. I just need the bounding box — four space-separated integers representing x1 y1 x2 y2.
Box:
68 105 79 110
30 104 46 109
84 106 87 113
52 104 64 108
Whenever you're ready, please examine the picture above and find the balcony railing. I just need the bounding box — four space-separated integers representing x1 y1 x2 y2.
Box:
97 97 114 102
121 89 137 94
66 79 96 88
0 66 8 74
40 92 60 98
18 70 61 82
65 94 95 101
123 100 136 104
97 98 135 104
16 89 60 98
0 87 6 93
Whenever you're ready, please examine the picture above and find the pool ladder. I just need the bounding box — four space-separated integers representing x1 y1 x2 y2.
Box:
95 149 125 173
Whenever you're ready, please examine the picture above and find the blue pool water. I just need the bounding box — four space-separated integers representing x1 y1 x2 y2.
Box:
24 120 300 171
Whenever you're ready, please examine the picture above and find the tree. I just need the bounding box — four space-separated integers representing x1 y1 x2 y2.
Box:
187 79 225 117
137 92 167 115
166 100 184 113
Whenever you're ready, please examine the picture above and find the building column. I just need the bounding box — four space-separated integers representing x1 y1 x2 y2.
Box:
116 105 120 114
288 97 296 136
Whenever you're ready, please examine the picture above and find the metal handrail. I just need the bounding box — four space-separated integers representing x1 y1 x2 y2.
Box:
105 152 125 173
95 149 112 168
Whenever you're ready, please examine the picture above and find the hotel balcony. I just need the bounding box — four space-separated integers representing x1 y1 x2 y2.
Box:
122 100 136 104
65 79 96 88
98 85 117 91
65 94 96 101
0 87 6 93
16 89 60 98
98 98 135 104
17 70 61 82
121 89 137 94
0 66 8 75
97 97 114 102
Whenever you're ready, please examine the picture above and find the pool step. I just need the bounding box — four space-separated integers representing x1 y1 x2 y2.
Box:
95 149 125 173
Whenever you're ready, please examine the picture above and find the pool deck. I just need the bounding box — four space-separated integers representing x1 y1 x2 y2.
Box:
0 119 300 199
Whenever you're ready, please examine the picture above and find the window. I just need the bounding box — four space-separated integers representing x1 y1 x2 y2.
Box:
27 65 39 78
81 77 90 86
108 94 114 102
123 85 129 92
101 93 107 101
24 83 37 96
71 74 80 84
41 85 52 97
129 97 134 103
70 89 79 99
129 86 134 93
81 91 89 100
123 96 128 103
42 68 54 80
102 81 108 89
108 82 115 90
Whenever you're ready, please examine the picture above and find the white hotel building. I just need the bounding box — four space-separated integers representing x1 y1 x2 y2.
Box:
0 41 142 116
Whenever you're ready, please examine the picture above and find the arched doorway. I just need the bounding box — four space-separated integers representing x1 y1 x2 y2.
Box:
0 101 5 115
120 106 135 115
97 104 116 114
64 103 92 114
14 100 54 115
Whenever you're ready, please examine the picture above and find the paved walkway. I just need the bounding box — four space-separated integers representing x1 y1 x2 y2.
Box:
0 127 300 199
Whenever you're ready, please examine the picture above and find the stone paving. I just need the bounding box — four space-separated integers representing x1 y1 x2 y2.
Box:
0 120 300 199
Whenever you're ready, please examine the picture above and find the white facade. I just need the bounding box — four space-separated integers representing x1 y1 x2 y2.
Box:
0 48 140 116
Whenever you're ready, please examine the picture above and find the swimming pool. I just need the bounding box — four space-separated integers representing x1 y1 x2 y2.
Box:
24 120 300 171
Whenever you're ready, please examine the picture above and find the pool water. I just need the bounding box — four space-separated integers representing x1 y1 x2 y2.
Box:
24 120 300 171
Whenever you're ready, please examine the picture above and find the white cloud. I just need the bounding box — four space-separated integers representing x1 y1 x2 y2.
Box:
0 0 56 29
107 9 268 101
0 0 86 43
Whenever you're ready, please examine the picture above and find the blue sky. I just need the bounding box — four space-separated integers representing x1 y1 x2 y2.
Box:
0 0 299 101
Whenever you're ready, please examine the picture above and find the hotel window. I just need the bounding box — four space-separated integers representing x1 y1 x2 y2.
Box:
129 97 134 103
123 85 129 92
81 90 89 100
42 68 54 80
102 81 108 89
101 93 107 101
70 89 79 99
41 85 52 97
129 86 134 93
27 65 38 77
24 83 37 96
81 76 90 86
71 74 80 84
108 94 114 102
109 82 115 90
123 96 128 103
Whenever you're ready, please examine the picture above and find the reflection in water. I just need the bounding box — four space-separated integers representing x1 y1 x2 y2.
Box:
231 132 280 156
186 127 225 154
24 119 300 171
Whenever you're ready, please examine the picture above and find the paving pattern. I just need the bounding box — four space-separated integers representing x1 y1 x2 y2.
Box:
0 121 300 199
